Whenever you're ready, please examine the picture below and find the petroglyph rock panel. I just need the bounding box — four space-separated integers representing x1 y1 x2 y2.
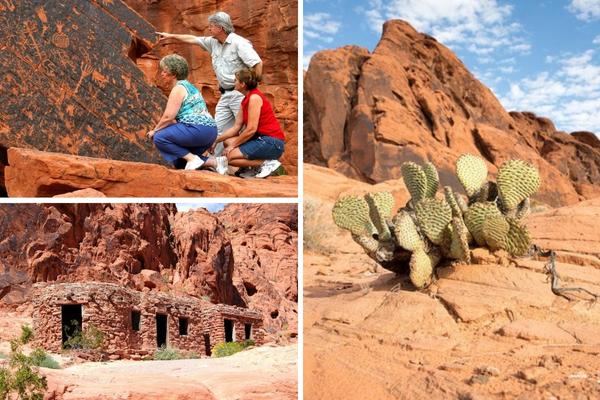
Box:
0 0 165 163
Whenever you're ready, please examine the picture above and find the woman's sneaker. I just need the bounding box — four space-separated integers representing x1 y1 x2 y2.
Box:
255 160 282 178
184 155 204 170
215 156 229 175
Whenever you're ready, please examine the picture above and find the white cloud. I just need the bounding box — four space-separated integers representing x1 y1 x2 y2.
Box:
567 0 600 21
593 34 600 44
304 12 341 37
363 0 529 58
500 50 600 132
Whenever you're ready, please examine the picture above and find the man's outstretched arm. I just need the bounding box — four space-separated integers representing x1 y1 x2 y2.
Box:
157 32 199 45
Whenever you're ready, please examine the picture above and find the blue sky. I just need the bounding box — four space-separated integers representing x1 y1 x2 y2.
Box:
176 203 224 213
304 0 600 134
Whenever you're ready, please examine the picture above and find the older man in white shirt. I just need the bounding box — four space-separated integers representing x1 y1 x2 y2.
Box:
158 12 263 158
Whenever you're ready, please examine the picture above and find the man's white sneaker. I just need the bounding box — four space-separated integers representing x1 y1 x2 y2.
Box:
215 156 229 175
184 155 204 170
255 160 281 178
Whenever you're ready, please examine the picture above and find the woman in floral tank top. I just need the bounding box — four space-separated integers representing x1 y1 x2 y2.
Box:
146 54 217 170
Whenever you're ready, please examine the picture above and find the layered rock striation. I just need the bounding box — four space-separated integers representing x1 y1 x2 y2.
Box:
304 20 600 207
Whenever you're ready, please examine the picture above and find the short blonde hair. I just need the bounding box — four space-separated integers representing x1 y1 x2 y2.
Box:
159 54 189 80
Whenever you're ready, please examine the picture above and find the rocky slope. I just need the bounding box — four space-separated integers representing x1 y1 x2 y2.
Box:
304 170 600 399
0 203 297 339
304 20 600 207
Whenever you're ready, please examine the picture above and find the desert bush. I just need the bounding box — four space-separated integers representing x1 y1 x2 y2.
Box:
153 345 181 360
29 349 59 370
63 323 104 350
212 340 255 358
0 326 48 400
19 326 33 345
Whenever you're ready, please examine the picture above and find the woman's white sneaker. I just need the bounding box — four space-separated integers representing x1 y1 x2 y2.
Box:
184 155 204 170
255 160 281 178
215 156 229 175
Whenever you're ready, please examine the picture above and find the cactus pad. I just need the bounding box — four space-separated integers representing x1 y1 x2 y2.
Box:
464 202 502 246
392 211 424 251
456 154 488 197
365 192 394 241
482 215 509 251
444 186 462 217
497 159 540 210
415 198 452 245
332 195 377 237
505 218 531 256
401 162 428 203
409 247 438 289
448 217 471 263
423 162 439 198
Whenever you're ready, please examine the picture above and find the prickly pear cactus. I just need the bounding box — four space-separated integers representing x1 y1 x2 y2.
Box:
456 154 488 197
331 153 540 290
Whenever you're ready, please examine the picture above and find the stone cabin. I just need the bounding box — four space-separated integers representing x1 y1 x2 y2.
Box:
32 282 264 358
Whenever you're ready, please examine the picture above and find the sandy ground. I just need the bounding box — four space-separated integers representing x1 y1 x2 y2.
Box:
0 313 296 400
304 178 600 400
38 344 297 400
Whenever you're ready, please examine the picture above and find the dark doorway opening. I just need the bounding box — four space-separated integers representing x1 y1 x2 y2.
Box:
203 333 211 356
131 310 141 331
244 323 252 340
156 314 167 347
178 317 189 336
61 304 82 346
224 319 234 342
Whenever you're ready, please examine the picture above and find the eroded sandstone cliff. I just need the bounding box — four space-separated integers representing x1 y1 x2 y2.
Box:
304 20 600 207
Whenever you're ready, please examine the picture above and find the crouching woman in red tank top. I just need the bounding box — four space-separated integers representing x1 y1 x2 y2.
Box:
203 68 285 178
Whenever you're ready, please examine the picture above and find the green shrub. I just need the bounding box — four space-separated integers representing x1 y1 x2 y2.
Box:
212 340 255 358
0 327 48 400
0 353 6 360
29 349 60 370
20 326 34 345
63 324 104 350
153 345 181 360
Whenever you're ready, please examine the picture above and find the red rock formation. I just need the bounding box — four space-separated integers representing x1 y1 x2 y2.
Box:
170 209 235 304
124 0 299 174
218 204 298 340
4 148 297 198
304 20 600 206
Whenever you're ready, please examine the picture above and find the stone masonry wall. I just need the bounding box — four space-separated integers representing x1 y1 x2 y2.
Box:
32 282 264 358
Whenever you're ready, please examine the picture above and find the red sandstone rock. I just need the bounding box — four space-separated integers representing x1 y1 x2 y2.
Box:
218 204 298 340
0 0 164 165
4 148 297 198
123 0 299 174
304 20 600 207
170 209 235 304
